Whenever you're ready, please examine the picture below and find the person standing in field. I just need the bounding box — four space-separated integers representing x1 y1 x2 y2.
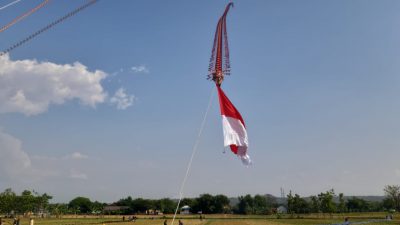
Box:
179 220 183 225
163 219 167 225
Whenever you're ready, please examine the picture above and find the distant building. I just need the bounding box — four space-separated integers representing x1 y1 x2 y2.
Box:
180 205 190 214
103 205 130 214
277 206 287 214
146 209 162 215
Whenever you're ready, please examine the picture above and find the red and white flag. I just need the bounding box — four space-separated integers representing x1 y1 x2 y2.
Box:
217 85 251 165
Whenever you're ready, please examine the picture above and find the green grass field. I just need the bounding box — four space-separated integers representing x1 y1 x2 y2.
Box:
0 213 398 225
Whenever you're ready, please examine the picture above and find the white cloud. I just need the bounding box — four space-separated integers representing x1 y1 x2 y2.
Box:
70 152 88 159
64 152 88 160
110 68 124 77
0 54 107 116
0 129 31 177
69 169 88 180
31 155 58 161
34 152 89 160
0 129 93 183
110 88 135 110
131 65 149 74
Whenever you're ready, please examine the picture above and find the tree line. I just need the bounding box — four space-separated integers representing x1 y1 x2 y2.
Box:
0 185 399 216
286 185 400 214
0 188 52 215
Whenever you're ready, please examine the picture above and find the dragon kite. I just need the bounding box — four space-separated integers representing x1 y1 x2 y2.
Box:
208 2 233 86
208 3 251 165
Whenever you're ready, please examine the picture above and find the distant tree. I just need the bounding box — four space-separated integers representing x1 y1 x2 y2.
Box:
310 195 320 213
91 201 104 213
154 198 176 214
0 189 52 215
189 194 230 214
382 197 395 211
214 194 230 214
195 194 215 214
338 193 346 213
318 189 336 214
114 196 133 214
253 195 267 214
236 194 254 214
383 185 400 211
180 198 195 210
293 194 310 214
235 194 274 215
35 192 52 213
368 200 384 212
285 192 309 214
48 203 68 217
0 188 17 214
16 190 35 213
346 197 370 212
131 198 153 213
287 191 294 214
265 194 278 209
116 196 133 206
69 197 92 214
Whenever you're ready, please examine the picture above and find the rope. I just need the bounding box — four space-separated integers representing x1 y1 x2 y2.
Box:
0 0 99 56
0 0 24 11
0 0 51 33
171 86 215 225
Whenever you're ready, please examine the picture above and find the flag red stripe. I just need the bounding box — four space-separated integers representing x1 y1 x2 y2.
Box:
230 144 238 154
217 85 245 127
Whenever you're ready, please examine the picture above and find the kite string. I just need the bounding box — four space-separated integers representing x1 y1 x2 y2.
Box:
171 86 215 225
0 0 99 56
0 0 51 33
0 0 24 11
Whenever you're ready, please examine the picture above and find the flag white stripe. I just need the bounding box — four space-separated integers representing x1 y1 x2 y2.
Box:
221 115 251 165
221 115 248 147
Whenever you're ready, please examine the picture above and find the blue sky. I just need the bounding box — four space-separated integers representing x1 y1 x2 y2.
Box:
1 0 400 203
